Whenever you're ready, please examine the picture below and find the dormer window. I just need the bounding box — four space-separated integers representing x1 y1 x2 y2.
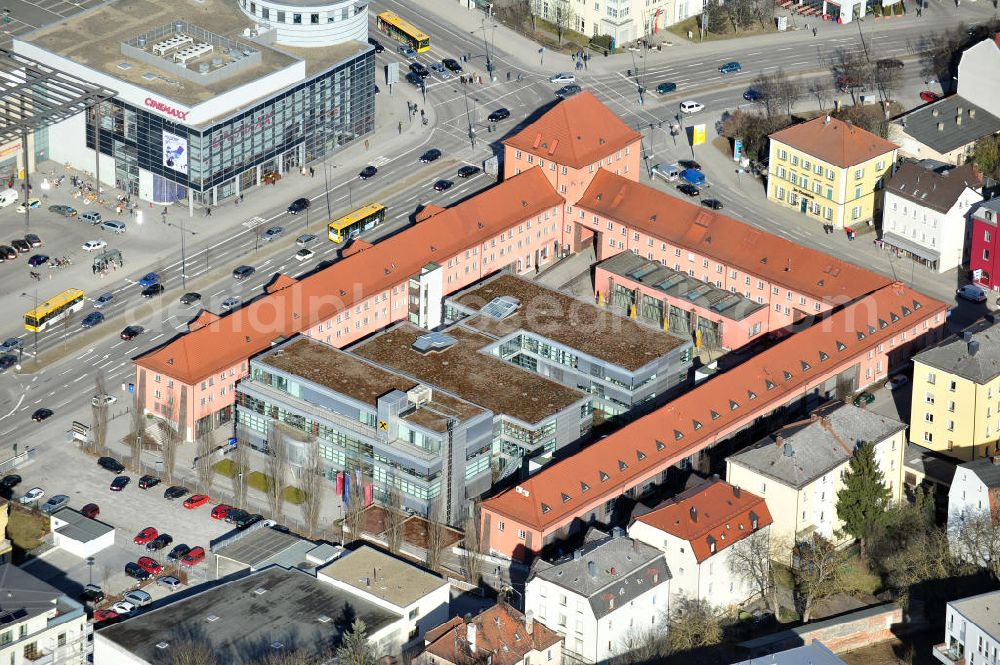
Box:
707 536 716 554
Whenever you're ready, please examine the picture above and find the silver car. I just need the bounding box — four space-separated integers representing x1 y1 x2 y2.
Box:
41 494 70 514
429 62 451 79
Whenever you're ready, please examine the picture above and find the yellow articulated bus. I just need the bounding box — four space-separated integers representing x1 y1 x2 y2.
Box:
328 203 387 243
24 288 86 332
376 11 430 53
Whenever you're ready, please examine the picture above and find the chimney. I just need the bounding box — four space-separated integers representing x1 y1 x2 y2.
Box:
733 485 741 498
970 108 977 118
612 526 625 539
690 506 698 522
588 561 597 578
775 434 784 448
573 549 582 561
962 331 974 342
932 109 939 117
525 610 535 633
825 115 831 124
467 622 477 653
969 340 980 356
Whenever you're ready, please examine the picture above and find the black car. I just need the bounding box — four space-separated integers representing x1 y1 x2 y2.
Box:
677 183 700 197
120 325 144 341
420 149 442 163
487 108 510 122
98 457 125 473
287 198 310 214
80 584 105 603
110 475 130 491
138 475 160 490
367 37 384 53
11 239 29 253
48 205 77 217
458 165 481 178
405 72 422 86
180 292 201 305
225 508 249 524
31 408 53 422
147 534 173 551
124 562 152 581
433 179 454 192
167 543 191 560
233 265 255 281
442 58 462 73
163 485 189 500
81 312 104 329
409 62 430 79
28 254 48 267
359 165 378 180
236 513 264 529
0 246 15 260
141 284 165 298
0 355 17 372
701 199 724 210
555 84 582 98
25 233 41 247
680 160 702 170
0 474 20 488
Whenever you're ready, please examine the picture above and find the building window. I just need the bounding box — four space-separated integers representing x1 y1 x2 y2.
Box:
518 529 526 540
854 168 864 179
852 206 861 220
924 432 933 443
311 12 319 23
498 521 505 531
986 230 992 242
926 393 935 405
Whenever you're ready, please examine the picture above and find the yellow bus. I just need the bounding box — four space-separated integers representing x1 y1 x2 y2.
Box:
328 203 387 243
376 11 430 53
24 288 86 332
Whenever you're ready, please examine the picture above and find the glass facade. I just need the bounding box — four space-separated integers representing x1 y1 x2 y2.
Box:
87 49 374 203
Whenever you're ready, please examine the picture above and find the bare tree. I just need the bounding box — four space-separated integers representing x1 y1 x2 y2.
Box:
195 429 217 494
265 426 289 519
300 438 325 538
873 64 904 103
793 534 847 622
613 625 667 665
950 506 1000 581
91 371 108 455
727 528 779 615
461 501 483 588
667 597 722 652
884 524 961 607
807 78 834 112
425 499 447 572
128 370 147 468
160 385 185 484
750 71 784 118
231 436 250 508
552 0 575 44
383 481 405 555
344 467 367 541
773 68 802 115
168 640 217 665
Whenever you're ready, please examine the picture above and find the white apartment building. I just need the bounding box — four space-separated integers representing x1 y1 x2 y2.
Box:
628 478 772 610
525 529 671 664
947 456 1000 566
934 590 1000 665
0 564 90 665
536 0 689 46
882 161 983 273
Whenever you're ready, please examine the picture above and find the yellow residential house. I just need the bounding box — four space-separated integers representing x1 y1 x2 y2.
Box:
726 403 907 558
910 319 1000 462
768 116 899 230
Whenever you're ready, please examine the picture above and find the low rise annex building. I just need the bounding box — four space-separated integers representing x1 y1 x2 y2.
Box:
15 0 373 205
417 603 562 665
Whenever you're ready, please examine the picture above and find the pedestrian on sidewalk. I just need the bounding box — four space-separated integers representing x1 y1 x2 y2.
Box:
506 71 511 81
206 206 212 217
364 139 370 150
309 166 315 177
812 27 817 36
398 120 403 135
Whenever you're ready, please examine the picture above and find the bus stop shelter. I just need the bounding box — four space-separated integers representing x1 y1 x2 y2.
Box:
0 48 116 228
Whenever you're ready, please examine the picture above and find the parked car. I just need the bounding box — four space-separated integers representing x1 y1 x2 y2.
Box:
211 504 234 520
701 199 724 210
549 72 575 83
19 487 44 504
0 246 16 260
919 91 942 103
101 220 126 234
443 58 462 72
420 149 442 163
133 527 158 545
367 37 384 53
359 166 378 180
146 534 173 551
136 556 163 575
182 546 206 566
124 562 152 581
94 292 114 308
94 609 119 623
405 72 422 86
97 457 125 473
48 204 77 217
719 61 742 73
120 325 144 341
110 475 130 492
183 494 210 510
232 265 255 280
680 168 706 186
138 475 160 489
876 58 904 69
123 590 152 607
40 494 70 515
24 233 42 247
225 508 249 524
157 576 182 590
957 284 987 303
743 88 762 101
31 408 53 422
677 183 700 197
92 394 117 409
236 513 264 529
81 312 104 328
554 84 582 98
884 375 909 391
656 81 677 94
652 163 681 182
458 165 481 178
853 391 875 407
0 474 21 489
680 100 704 114
168 544 191 560
27 254 48 267
433 179 454 192
110 600 136 615
261 226 284 242
487 108 510 122
80 584 105 603
81 503 100 518
179 292 201 305
163 486 189 500
138 272 160 288
141 284 165 298
11 238 29 253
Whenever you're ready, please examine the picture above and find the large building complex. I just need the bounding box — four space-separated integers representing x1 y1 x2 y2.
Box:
767 116 898 230
15 0 373 205
480 284 947 561
0 564 90 665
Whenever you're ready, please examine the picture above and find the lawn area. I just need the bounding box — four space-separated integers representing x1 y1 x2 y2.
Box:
247 471 269 493
283 486 306 505
667 15 777 42
212 459 240 478
7 505 50 558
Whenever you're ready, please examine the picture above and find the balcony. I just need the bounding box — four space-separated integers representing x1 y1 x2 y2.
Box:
934 643 965 665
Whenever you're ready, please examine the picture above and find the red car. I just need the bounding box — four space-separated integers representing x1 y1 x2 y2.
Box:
133 527 158 545
920 90 941 103
181 546 205 567
211 503 233 520
183 494 210 510
94 609 119 623
136 556 163 575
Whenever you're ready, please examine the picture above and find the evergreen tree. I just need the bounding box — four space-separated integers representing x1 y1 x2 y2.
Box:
336 619 376 665
836 440 892 556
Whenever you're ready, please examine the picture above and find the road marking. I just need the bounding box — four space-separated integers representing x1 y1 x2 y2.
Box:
150 334 164 342
72 374 86 383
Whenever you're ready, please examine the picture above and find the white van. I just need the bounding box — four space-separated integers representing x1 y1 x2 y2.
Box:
652 163 680 182
680 100 705 114
123 590 152 607
0 189 19 208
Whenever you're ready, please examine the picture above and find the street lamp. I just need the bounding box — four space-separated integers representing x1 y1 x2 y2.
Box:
87 556 95 585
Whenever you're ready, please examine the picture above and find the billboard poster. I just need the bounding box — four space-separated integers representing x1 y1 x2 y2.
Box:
692 124 706 146
734 138 744 162
162 130 188 175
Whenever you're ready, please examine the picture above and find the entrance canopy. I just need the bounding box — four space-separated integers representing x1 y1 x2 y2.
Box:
0 48 117 145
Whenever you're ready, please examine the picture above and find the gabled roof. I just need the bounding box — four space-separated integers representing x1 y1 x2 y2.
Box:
894 96 1000 154
135 168 563 383
913 317 1000 384
503 91 642 169
576 170 890 302
770 115 897 168
632 478 771 563
529 530 669 619
482 284 947 532
422 604 561 665
886 161 982 214
959 456 1000 490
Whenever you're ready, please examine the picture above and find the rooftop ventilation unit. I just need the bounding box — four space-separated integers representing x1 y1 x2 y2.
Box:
480 295 520 320
412 332 456 354
156 642 170 650
253 587 268 595
206 615 220 622
142 72 157 81
407 385 432 406
117 62 132 70
318 615 332 623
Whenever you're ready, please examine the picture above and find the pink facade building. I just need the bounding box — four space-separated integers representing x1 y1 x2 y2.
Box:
970 198 1000 289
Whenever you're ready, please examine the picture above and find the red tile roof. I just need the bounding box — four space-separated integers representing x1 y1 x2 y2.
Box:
135 168 563 384
503 91 642 169
632 478 772 563
577 170 891 302
769 116 898 169
422 604 561 665
482 283 947 533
